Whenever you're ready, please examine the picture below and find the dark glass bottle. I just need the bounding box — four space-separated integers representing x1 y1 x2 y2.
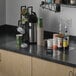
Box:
64 26 69 50
63 37 67 51
63 25 69 54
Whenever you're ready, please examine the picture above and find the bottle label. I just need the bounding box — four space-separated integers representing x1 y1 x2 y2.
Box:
58 37 62 48
63 39 67 47
53 45 57 50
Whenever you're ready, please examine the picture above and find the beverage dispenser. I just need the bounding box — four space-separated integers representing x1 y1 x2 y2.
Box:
17 6 38 44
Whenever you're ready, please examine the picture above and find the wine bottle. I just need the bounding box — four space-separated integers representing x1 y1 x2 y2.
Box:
64 25 69 50
63 25 69 53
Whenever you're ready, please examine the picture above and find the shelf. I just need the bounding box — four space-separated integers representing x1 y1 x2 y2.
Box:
40 1 61 12
40 1 76 12
40 3 56 12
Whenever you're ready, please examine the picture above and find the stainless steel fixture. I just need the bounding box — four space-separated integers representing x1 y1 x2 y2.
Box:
29 23 37 43
28 6 37 44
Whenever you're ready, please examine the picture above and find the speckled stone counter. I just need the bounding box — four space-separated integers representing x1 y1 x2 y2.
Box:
0 25 76 67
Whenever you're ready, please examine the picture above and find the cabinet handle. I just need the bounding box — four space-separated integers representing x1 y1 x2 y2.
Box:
0 53 1 62
69 71 74 76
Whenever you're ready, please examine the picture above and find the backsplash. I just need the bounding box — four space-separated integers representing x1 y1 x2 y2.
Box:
6 0 76 36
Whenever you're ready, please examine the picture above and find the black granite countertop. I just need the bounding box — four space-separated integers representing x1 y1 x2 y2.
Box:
0 25 76 68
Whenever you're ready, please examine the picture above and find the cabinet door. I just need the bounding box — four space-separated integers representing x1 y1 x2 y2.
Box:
0 49 31 76
0 49 10 76
74 68 76 76
32 57 73 76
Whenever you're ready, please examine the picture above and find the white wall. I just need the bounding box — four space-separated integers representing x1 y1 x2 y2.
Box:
0 0 6 25
6 0 30 26
6 0 76 36
60 7 76 36
6 0 41 26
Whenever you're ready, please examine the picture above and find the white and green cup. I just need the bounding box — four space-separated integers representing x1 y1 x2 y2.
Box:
16 34 22 48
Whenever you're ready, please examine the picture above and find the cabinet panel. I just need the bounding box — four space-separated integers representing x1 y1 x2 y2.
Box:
74 68 76 76
11 52 31 76
0 49 74 76
32 57 73 76
0 49 31 76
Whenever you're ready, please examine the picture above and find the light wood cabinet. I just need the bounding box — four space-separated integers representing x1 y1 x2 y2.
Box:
0 49 75 76
32 57 73 76
0 49 31 76
74 68 76 76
